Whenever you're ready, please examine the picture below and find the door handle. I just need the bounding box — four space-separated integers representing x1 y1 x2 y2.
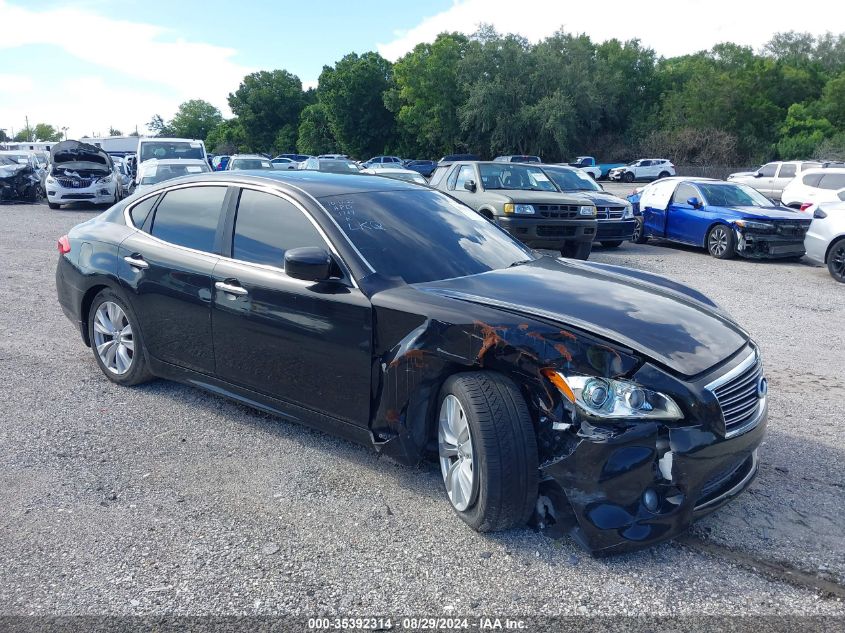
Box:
124 255 149 270
215 281 248 297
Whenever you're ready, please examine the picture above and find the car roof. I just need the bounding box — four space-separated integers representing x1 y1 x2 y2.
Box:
149 170 425 198
801 166 845 175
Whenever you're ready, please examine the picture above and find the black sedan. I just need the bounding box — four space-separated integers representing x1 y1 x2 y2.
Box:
56 171 767 554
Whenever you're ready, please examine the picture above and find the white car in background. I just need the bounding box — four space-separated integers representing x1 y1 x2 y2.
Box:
135 137 208 185
727 160 822 202
362 167 427 185
781 168 845 209
45 140 120 209
135 158 210 193
608 159 675 182
804 200 845 283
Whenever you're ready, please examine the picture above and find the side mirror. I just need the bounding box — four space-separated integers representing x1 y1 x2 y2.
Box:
754 171 763 178
464 179 476 192
687 197 702 208
284 247 333 282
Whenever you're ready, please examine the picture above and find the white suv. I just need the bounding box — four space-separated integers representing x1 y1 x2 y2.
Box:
727 161 821 202
608 159 675 182
781 168 845 208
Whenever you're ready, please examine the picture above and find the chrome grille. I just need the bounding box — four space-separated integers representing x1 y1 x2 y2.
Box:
55 177 94 189
707 350 764 437
596 206 625 220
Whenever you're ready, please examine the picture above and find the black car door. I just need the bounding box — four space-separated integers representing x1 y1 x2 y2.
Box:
211 186 372 428
118 184 231 374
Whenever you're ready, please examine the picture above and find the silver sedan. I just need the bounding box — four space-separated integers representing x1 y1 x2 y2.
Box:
804 200 845 282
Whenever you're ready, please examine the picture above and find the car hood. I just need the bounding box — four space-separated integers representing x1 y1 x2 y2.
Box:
50 140 111 173
727 172 757 180
481 189 589 204
415 257 748 377
709 205 805 220
562 191 629 207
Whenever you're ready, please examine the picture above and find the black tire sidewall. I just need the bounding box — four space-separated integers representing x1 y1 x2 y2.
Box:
632 217 648 243
601 240 623 247
87 289 152 385
829 238 845 282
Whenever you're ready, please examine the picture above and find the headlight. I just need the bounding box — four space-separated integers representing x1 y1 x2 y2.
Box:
542 370 683 421
735 219 774 231
97 174 114 184
579 205 596 216
503 203 535 215
623 203 634 219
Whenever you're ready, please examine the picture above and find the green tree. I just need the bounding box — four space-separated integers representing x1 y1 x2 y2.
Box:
205 119 247 154
777 103 834 158
167 100 223 141
819 72 845 127
147 114 172 137
0 128 7 142
386 33 469 157
228 70 305 152
318 52 395 158
297 103 336 155
32 123 63 141
108 127 122 136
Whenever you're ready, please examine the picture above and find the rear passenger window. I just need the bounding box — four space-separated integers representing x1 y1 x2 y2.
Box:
802 173 823 187
778 164 796 178
150 186 227 252
232 189 325 268
819 173 845 190
129 195 158 228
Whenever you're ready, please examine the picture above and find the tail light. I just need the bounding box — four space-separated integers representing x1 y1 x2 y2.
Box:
57 235 71 254
799 203 813 212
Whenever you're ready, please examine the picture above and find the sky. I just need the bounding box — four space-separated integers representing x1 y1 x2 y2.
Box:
0 0 840 140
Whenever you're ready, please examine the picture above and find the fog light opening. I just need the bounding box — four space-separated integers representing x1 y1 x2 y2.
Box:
643 488 659 512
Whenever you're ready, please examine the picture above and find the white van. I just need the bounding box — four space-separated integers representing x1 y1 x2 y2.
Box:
135 138 208 184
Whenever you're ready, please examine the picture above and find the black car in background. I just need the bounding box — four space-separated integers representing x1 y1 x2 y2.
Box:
55 171 766 554
541 164 637 247
405 160 437 178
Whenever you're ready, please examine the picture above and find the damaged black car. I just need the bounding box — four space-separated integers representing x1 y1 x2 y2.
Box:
0 154 42 202
55 171 767 554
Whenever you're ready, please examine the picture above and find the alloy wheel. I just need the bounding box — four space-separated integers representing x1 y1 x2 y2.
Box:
709 227 728 257
93 301 134 375
438 394 475 512
631 220 641 242
831 243 845 281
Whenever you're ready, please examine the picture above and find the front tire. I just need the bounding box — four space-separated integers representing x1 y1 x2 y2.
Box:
828 237 845 283
601 240 623 248
623 171 635 183
631 217 648 243
87 289 154 385
560 241 592 260
707 224 735 259
437 372 538 532
48 202 60 209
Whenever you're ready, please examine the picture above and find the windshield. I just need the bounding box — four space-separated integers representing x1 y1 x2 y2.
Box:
139 163 210 185
381 171 426 184
140 141 204 162
0 156 18 167
230 158 273 170
320 189 535 284
477 164 558 191
1 153 28 164
542 167 601 192
697 182 773 207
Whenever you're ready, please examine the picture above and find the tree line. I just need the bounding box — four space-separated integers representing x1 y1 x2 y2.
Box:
7 27 843 165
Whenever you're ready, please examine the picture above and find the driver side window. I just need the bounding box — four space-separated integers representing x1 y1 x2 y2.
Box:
759 163 777 177
672 183 699 205
454 165 476 190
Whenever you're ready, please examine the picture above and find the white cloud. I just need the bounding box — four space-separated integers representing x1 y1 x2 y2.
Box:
0 0 252 138
377 0 837 60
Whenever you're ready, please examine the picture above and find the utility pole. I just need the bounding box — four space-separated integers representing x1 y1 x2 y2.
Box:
25 115 31 142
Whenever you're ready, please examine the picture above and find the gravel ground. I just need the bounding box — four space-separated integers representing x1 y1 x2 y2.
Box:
0 201 843 619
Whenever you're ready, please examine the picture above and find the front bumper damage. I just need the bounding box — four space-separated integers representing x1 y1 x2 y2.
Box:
535 351 766 555
734 225 808 259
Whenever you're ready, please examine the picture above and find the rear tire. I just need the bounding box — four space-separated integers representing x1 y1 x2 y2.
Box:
601 240 623 248
437 372 538 532
658 171 670 179
707 224 736 259
828 237 845 283
87 289 154 386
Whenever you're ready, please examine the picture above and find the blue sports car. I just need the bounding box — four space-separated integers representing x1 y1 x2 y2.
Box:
631 178 812 259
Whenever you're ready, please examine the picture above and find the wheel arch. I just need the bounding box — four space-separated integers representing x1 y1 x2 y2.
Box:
79 279 125 346
824 233 845 263
702 221 733 248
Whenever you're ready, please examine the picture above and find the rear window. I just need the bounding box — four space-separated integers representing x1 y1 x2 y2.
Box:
818 173 845 190
150 186 227 252
802 173 824 187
